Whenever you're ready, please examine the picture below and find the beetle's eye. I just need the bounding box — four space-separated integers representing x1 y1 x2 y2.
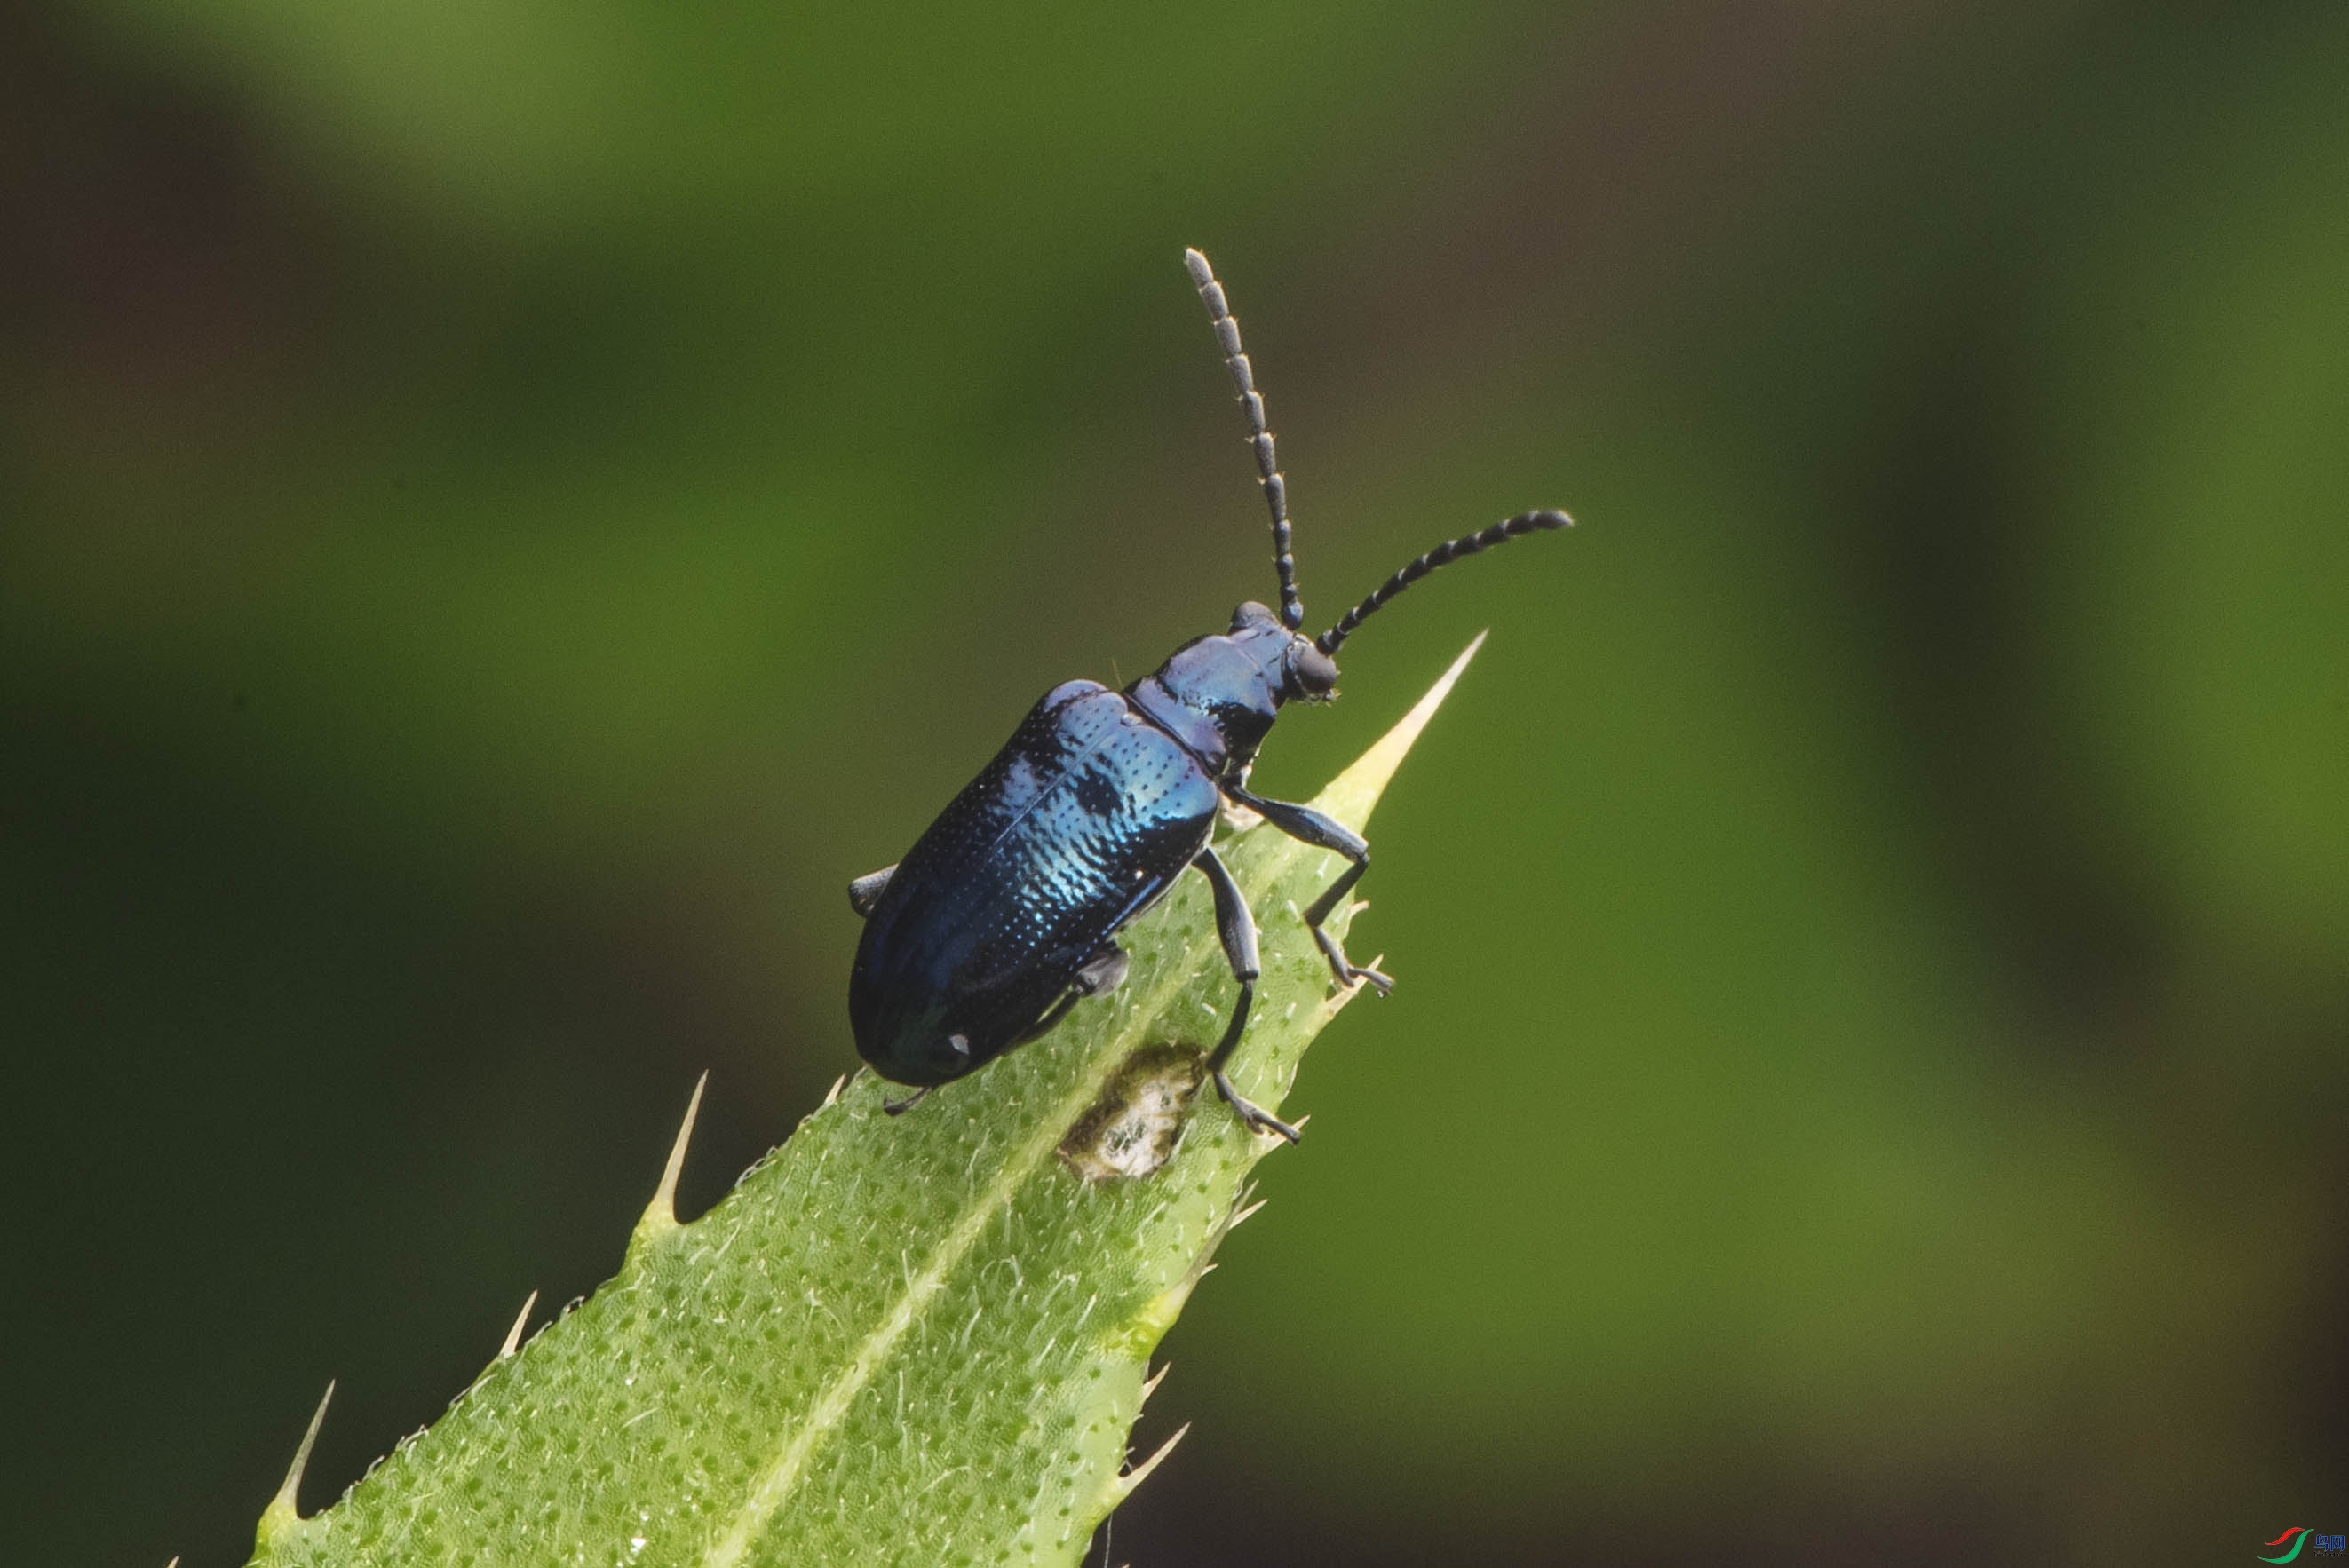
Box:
1231 601 1278 632
1284 643 1338 700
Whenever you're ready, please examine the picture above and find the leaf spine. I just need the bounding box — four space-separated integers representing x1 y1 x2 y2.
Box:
1112 1422 1190 1501
254 1381 334 1547
632 1072 708 1250
497 1288 539 1360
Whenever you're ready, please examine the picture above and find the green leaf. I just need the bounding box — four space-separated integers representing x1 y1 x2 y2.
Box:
249 637 1484 1568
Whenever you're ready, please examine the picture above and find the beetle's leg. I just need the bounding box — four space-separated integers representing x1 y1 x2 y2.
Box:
1224 788 1393 995
1194 843 1300 1144
847 865 897 919
1074 944 1131 997
883 1085 932 1116
1010 945 1131 1046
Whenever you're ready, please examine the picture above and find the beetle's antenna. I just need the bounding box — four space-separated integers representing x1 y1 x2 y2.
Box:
1316 509 1572 655
1185 248 1304 631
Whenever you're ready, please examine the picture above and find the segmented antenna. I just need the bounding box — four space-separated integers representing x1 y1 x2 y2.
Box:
1317 509 1572 655
1185 248 1304 631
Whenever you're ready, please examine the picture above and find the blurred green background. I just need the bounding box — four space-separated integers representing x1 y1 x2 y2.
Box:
4 1 2345 1563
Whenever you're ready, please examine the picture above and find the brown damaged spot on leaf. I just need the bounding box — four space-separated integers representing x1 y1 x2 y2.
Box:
1057 1043 1208 1183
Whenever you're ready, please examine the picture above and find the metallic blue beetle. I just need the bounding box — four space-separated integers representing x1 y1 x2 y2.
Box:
848 249 1569 1142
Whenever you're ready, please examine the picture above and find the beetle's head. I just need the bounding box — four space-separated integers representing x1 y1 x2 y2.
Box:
1228 600 1338 703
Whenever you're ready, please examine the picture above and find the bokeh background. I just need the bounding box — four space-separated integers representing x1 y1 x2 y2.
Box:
5 1 2345 1563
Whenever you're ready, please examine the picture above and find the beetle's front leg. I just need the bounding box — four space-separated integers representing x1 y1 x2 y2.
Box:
1224 787 1393 996
1193 843 1300 1144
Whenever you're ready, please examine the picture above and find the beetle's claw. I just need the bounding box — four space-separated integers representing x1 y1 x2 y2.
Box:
1212 1069 1301 1144
1312 927 1393 997
1235 1103 1303 1144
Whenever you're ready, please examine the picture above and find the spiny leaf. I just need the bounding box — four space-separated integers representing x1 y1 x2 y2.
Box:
247 637 1484 1568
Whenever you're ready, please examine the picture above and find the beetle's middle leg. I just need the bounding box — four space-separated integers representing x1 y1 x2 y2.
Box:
1226 787 1393 996
1194 843 1300 1144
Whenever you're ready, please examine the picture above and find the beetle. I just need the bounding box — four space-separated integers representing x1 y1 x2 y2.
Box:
846 249 1570 1142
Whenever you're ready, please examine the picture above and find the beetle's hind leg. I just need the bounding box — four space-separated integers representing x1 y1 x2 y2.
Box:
1074 944 1131 997
1226 788 1393 996
1011 944 1131 1046
1194 844 1300 1144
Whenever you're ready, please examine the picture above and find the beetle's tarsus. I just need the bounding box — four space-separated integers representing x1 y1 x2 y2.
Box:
883 1085 932 1116
1213 1069 1300 1144
1311 926 1393 994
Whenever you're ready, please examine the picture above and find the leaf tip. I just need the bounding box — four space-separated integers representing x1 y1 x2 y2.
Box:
1314 631 1487 829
